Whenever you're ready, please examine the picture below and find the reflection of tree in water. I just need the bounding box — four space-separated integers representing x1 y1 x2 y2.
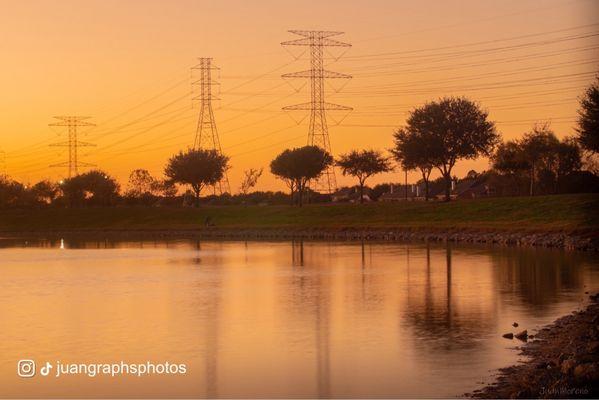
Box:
402 244 497 352
352 241 387 312
492 247 586 307
292 239 304 267
186 240 223 397
287 240 331 397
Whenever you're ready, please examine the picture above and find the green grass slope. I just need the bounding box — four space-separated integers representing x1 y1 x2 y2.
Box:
0 194 597 233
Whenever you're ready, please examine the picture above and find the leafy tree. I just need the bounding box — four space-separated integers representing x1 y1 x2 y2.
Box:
577 76 599 154
520 124 560 196
126 169 156 197
0 176 27 208
402 97 499 201
370 183 391 201
493 126 582 195
61 170 120 207
30 180 59 205
492 141 529 175
60 177 85 207
336 150 392 203
270 146 333 206
152 179 178 198
164 148 229 206
554 137 582 191
270 151 296 204
239 168 263 195
392 129 436 200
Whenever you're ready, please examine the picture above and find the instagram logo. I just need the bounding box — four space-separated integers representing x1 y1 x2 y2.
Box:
17 360 36 378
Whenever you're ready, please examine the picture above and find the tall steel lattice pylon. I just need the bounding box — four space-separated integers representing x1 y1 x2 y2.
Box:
192 57 230 194
49 116 96 178
282 30 352 194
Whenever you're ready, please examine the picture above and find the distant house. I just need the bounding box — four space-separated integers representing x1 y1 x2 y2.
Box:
379 183 428 201
332 187 371 203
429 175 493 200
455 175 494 199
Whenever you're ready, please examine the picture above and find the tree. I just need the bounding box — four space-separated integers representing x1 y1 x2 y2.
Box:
270 151 296 205
61 170 120 207
239 168 263 195
554 137 582 192
164 148 229 206
126 169 156 197
336 150 392 203
152 179 178 198
492 126 582 195
0 176 27 208
577 76 599 154
391 129 436 200
270 146 333 206
30 180 59 205
492 140 529 176
402 97 499 201
520 123 560 196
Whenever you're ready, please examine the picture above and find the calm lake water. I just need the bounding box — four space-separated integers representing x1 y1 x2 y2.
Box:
1 239 598 398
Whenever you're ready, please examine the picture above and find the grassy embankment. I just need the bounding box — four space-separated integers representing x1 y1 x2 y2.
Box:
0 194 597 233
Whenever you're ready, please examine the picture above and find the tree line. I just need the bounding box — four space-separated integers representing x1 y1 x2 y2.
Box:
1 77 597 208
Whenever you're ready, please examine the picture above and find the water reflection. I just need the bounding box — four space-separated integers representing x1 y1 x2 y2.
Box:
492 248 585 307
0 239 597 398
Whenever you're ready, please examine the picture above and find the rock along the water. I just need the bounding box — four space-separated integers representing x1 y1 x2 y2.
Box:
515 330 528 341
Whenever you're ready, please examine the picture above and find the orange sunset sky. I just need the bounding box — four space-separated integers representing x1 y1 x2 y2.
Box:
1 0 598 192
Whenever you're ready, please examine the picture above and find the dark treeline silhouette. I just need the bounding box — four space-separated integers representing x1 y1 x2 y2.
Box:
2 79 598 209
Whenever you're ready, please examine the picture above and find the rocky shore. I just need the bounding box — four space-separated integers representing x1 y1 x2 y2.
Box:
471 293 599 398
2 227 598 251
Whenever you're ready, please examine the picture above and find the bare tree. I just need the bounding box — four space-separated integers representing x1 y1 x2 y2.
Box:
239 168 263 195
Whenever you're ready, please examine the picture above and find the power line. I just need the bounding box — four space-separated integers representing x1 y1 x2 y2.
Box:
353 0 591 44
345 30 599 61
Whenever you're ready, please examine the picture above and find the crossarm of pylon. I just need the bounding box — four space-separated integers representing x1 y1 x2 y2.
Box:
191 79 220 85
51 115 93 121
281 38 351 47
50 141 95 147
49 116 95 127
49 122 96 127
287 30 345 38
75 141 96 147
191 65 220 70
282 70 352 79
50 161 96 168
282 102 353 111
193 95 220 101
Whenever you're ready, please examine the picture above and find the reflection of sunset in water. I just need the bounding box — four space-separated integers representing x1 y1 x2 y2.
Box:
0 240 597 398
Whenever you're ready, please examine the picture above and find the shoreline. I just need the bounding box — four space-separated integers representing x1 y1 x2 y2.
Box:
471 293 599 398
1 227 598 251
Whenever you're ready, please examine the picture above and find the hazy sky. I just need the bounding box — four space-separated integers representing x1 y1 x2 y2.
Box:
1 0 598 191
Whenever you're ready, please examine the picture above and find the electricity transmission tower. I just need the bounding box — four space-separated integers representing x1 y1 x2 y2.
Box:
282 30 352 194
49 116 96 178
192 57 230 194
